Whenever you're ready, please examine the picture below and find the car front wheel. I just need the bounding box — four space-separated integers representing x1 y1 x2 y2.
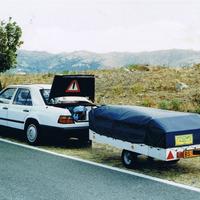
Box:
25 122 41 145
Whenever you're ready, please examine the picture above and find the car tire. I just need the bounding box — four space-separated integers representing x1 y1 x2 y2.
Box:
79 136 92 147
121 150 138 168
147 156 154 162
78 130 91 147
25 121 41 145
83 139 92 147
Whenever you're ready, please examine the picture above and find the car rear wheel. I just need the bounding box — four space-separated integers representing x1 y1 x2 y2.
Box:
78 134 92 147
79 138 92 147
25 122 41 145
78 130 91 147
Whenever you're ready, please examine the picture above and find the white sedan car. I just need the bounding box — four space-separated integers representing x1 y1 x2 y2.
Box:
0 75 95 145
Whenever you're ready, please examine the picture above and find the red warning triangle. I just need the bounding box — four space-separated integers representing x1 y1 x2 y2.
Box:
167 151 174 160
65 80 80 93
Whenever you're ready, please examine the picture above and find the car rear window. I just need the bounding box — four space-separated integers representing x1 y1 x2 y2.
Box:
40 89 50 104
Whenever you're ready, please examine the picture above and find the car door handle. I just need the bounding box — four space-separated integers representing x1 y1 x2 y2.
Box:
23 109 30 112
2 107 8 110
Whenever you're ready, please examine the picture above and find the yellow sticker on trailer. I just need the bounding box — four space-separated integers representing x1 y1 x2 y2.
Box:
175 134 193 146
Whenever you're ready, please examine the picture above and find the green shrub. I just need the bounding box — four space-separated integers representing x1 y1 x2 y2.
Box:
62 70 69 75
158 100 170 110
131 84 144 94
0 80 2 90
194 107 200 114
112 86 124 96
191 90 200 104
170 99 182 111
127 64 149 71
140 98 155 107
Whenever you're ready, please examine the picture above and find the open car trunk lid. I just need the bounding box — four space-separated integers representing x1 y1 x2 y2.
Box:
48 75 95 122
49 75 95 102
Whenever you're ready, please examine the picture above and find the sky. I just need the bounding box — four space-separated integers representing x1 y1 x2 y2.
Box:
0 0 200 53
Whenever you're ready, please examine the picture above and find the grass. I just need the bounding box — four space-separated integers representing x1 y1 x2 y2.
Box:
1 65 200 188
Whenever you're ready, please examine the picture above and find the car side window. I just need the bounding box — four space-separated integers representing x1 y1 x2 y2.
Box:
13 88 32 106
0 88 16 103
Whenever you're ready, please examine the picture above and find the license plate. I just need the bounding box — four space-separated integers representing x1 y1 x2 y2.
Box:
184 150 200 158
175 134 193 146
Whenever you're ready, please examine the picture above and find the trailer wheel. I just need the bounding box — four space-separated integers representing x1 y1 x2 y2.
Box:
121 150 138 168
165 159 180 165
147 156 154 162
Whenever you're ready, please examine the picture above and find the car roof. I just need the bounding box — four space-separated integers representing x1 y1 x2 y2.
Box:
7 84 51 89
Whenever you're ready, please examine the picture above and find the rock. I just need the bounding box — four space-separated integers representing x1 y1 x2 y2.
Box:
123 68 131 73
176 82 189 92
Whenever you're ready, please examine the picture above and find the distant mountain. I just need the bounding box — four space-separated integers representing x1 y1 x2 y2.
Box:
14 49 200 73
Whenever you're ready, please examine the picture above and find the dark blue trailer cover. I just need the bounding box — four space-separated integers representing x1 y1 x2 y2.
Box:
89 105 200 148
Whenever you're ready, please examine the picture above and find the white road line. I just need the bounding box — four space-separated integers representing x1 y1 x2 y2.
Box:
1 138 200 193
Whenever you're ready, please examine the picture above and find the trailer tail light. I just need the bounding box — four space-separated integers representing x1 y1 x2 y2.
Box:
58 116 74 124
167 151 174 160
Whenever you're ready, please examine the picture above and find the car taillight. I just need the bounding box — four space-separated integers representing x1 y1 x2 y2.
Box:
58 116 74 124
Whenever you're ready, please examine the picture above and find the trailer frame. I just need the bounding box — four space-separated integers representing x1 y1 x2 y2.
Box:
89 130 200 167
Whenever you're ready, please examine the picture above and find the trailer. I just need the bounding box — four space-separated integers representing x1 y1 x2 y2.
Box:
89 105 200 168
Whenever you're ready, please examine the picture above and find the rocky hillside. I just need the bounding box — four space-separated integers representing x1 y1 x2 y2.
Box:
2 64 200 114
14 49 200 73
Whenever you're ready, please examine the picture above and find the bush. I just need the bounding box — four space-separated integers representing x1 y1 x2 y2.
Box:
191 90 200 104
127 64 150 71
62 70 69 75
158 100 170 110
170 99 182 111
194 107 200 114
140 98 155 107
112 86 124 96
131 84 144 94
0 80 2 90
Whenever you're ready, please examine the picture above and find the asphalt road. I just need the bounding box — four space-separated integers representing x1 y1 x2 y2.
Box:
0 141 200 200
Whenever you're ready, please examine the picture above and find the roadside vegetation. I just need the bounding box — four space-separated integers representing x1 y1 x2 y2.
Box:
1 64 200 113
1 64 200 188
0 18 23 73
